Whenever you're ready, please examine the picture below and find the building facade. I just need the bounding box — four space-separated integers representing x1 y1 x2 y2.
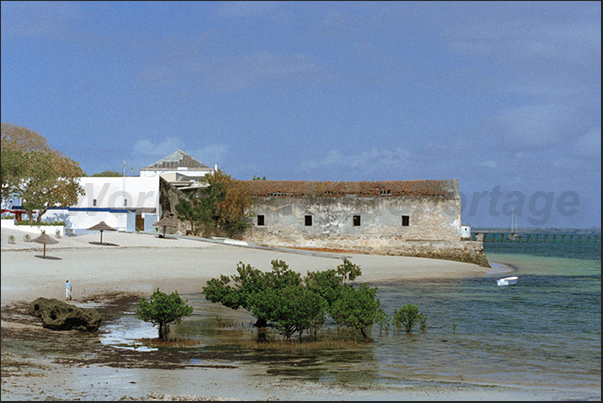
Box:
242 179 462 241
238 179 488 266
43 176 161 234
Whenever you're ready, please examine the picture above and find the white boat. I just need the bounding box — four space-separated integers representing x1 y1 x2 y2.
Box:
497 276 518 286
508 208 522 241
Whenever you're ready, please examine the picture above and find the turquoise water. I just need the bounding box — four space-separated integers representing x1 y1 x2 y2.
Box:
104 234 601 399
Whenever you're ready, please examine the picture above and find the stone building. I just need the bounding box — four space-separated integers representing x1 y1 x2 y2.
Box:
240 179 489 267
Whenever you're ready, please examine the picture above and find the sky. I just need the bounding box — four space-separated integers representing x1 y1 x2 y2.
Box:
1 1 600 229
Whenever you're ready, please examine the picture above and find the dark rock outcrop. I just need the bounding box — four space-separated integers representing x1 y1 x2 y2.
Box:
28 297 102 331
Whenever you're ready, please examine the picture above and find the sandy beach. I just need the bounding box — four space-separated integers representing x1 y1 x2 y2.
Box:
1 228 494 306
3 227 548 401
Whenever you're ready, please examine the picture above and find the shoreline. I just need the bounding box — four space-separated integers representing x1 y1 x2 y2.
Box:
1 228 492 306
6 228 570 401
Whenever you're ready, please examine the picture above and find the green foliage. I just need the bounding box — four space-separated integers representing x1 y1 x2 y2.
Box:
251 284 327 341
175 196 209 236
90 170 122 177
1 123 84 221
305 258 362 308
203 258 379 342
252 175 266 180
1 148 27 202
175 169 252 238
393 303 427 333
330 283 381 341
375 308 391 335
16 220 65 226
135 288 194 340
336 258 362 283
305 268 344 308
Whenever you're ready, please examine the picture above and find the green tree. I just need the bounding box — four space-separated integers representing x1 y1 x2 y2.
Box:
1 122 54 152
203 260 319 341
91 170 122 177
393 303 427 333
1 123 52 203
1 123 84 221
177 169 252 238
330 283 381 341
305 268 344 308
135 288 194 340
175 196 208 236
203 259 379 343
251 284 327 341
18 151 85 221
1 148 27 202
375 308 391 336
203 261 272 340
203 169 253 237
336 258 362 283
305 258 362 307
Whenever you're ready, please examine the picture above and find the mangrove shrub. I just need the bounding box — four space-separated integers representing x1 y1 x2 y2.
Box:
393 303 427 333
203 258 381 342
136 288 194 340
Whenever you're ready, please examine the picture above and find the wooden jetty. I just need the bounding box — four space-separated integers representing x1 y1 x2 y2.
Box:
471 231 601 243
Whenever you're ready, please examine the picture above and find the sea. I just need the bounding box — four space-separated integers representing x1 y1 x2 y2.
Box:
101 230 601 400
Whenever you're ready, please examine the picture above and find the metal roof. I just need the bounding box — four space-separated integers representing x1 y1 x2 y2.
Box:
141 150 211 170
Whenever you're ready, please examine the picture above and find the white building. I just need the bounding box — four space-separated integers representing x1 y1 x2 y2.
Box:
140 150 215 190
43 176 161 234
4 150 214 234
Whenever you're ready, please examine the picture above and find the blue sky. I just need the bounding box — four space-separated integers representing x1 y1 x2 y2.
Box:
2 1 600 228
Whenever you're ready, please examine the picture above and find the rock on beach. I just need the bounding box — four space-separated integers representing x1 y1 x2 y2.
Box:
28 297 102 331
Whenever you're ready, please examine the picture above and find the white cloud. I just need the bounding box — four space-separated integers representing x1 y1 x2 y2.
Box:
481 160 498 169
132 137 184 156
136 49 333 94
190 144 230 167
443 9 600 65
301 147 412 171
492 104 589 150
207 52 329 93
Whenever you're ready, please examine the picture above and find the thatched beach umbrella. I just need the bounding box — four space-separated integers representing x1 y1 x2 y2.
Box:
32 233 59 259
153 217 176 238
87 221 117 245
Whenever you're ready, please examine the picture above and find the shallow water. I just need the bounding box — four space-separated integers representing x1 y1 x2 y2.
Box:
98 234 601 399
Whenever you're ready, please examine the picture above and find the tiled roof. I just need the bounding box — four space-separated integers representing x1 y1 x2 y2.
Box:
240 179 459 199
141 150 211 170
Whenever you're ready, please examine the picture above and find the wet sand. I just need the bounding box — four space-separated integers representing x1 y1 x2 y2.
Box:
5 228 576 401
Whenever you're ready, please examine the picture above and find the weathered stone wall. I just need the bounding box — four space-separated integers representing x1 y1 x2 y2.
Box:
158 177 188 235
243 195 489 267
245 231 489 267
246 195 462 242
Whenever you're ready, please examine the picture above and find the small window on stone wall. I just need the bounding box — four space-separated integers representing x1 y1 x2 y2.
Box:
257 215 265 226
402 215 410 226
93 199 97 206
353 215 361 227
305 215 312 226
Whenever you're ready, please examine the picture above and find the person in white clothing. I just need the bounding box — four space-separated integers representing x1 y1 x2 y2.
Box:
65 279 72 300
